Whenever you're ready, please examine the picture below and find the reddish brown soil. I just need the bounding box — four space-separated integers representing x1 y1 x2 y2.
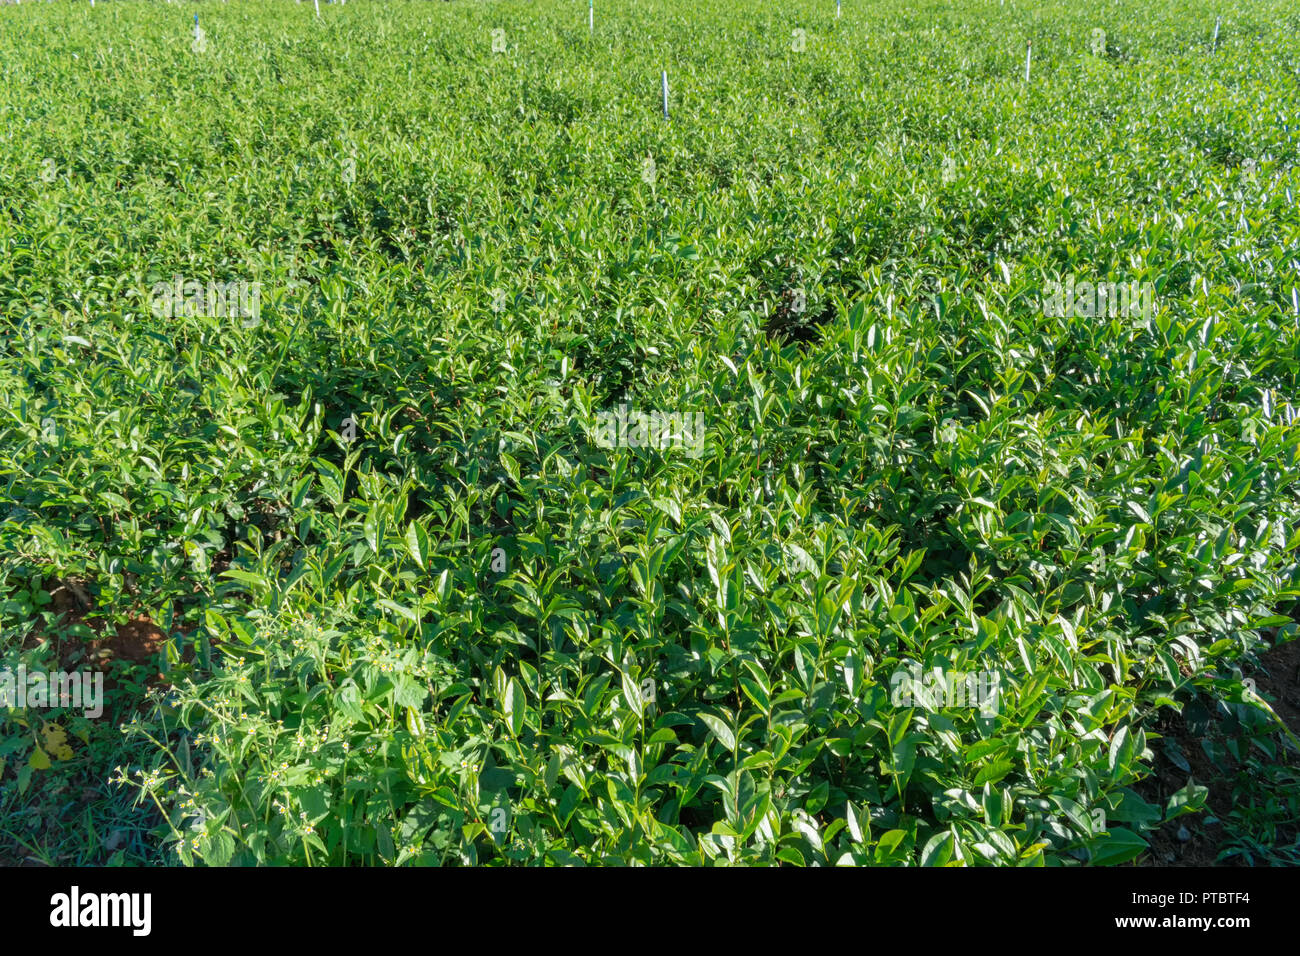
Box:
101 615 168 663
23 576 192 688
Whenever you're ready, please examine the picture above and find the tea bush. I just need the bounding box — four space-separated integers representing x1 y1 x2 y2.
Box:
1 0 1298 865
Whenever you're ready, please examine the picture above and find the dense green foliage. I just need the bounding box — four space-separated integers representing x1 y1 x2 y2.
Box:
2 0 1298 865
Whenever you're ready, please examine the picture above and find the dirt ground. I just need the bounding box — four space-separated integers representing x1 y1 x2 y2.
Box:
1136 637 1300 866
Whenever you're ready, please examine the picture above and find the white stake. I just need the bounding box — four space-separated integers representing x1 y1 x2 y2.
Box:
1212 16 1221 50
589 0 594 33
314 0 320 17
836 0 841 17
662 71 669 118
1024 40 1032 82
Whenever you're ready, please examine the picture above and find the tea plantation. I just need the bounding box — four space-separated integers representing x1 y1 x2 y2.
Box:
1 0 1298 866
